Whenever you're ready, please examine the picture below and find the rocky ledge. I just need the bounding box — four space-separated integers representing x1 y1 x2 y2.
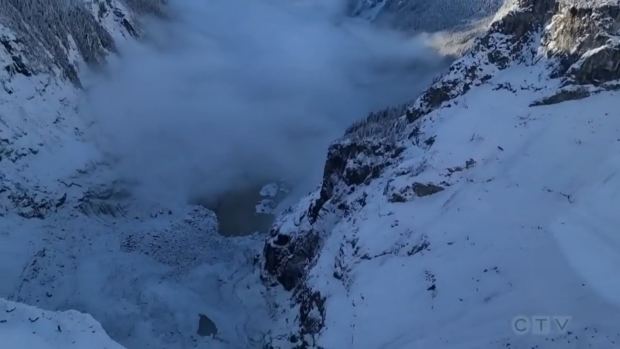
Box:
260 0 620 347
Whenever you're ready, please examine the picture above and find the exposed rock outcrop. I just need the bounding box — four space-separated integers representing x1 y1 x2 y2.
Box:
405 0 557 123
0 298 126 349
262 138 404 286
545 1 620 85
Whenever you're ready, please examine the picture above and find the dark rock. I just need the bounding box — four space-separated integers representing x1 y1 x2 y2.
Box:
121 18 139 38
5 55 31 76
196 314 218 337
76 200 125 217
75 184 130 218
446 158 477 176
412 182 445 197
388 182 445 203
408 240 430 256
295 287 326 336
531 79 620 106
569 43 620 85
263 228 321 291
310 138 404 222
544 4 620 85
55 193 67 208
530 86 591 106
5 188 61 219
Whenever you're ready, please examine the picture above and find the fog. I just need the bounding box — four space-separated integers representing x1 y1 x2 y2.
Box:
83 0 450 205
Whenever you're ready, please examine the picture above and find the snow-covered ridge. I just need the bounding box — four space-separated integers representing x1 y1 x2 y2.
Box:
0 1 147 347
260 0 620 348
0 298 125 349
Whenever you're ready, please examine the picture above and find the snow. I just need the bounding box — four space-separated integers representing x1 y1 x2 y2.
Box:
1 201 274 348
267 55 620 347
0 298 125 349
0 5 276 349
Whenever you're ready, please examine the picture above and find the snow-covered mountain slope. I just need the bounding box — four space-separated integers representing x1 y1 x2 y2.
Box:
0 298 125 349
0 1 276 348
261 0 620 347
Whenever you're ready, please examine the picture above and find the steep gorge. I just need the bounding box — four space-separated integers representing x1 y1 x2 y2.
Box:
3 0 620 348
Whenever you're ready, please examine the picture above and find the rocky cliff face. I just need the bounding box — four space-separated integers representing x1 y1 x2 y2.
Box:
261 0 620 347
